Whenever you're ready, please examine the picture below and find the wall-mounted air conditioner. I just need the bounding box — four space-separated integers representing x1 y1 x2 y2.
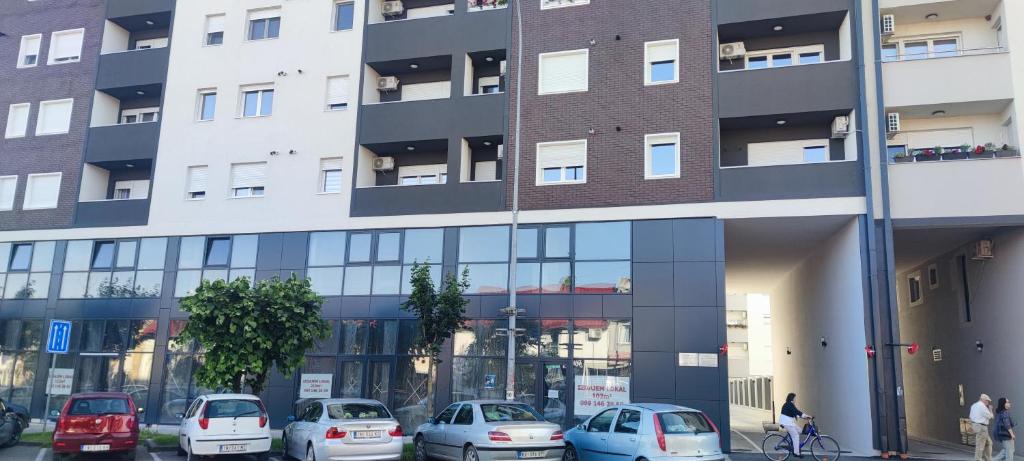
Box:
886 112 901 139
881 14 896 36
719 42 746 60
377 76 400 91
373 156 396 171
831 116 851 139
973 239 994 260
382 0 405 16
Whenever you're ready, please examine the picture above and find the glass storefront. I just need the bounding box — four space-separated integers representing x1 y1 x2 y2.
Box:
0 320 43 410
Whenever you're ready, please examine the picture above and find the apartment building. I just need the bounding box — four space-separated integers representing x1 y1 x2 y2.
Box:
0 0 1021 457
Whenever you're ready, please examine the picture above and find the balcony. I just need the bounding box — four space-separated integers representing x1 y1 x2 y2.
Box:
716 0 850 25
364 0 509 63
882 51 1012 109
888 156 1024 219
352 179 504 216
879 0 1001 19
85 122 160 164
719 61 857 119
107 0 174 20
96 47 169 91
74 199 151 228
359 92 504 144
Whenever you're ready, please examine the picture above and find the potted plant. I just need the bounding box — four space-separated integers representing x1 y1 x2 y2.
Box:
915 147 939 162
971 144 995 159
996 144 1019 158
942 144 970 160
892 149 913 163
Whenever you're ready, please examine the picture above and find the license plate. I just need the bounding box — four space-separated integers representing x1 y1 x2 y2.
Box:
81 445 110 452
219 444 248 453
355 431 382 439
518 451 545 459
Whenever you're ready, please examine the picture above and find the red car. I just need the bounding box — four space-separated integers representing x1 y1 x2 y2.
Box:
52 392 141 461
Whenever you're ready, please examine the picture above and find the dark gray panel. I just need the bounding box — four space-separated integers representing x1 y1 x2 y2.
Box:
674 262 719 307
718 61 857 119
358 95 505 145
95 47 169 90
518 295 541 318
280 233 309 270
351 180 504 216
480 296 508 318
675 367 720 401
540 295 571 318
255 270 279 282
340 297 371 317
370 296 402 317
632 263 675 307
107 0 174 19
85 123 159 164
363 9 509 63
673 219 718 262
633 307 674 352
256 233 283 270
73 199 150 227
462 296 481 318
718 161 865 201
632 351 676 399
602 295 632 318
572 295 602 317
675 307 722 352
715 220 726 262
717 0 850 25
632 220 674 263
321 297 342 318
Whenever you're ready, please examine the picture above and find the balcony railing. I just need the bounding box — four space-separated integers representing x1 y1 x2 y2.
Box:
890 147 1020 164
882 46 1006 63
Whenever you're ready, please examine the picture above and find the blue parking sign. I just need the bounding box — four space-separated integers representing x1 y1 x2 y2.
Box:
46 320 72 354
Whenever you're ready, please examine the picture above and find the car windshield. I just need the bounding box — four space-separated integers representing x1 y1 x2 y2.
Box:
327 403 391 420
480 403 542 422
657 411 715 434
206 400 262 418
68 398 130 416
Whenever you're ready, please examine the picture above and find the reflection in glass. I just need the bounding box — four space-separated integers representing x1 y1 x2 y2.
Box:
129 320 158 353
230 235 259 268
514 363 537 405
452 357 506 401
60 272 89 298
397 320 421 355
2 274 28 299
76 355 121 393
64 241 93 272
123 353 153 410
31 241 55 272
116 241 138 268
339 320 367 355
574 261 631 294
461 264 508 294
9 244 32 271
339 361 362 398
178 237 205 269
575 222 630 260
205 238 230 266
458 226 509 262
517 228 538 259
367 320 397 355
393 357 434 430
573 320 631 359
401 264 441 295
403 229 443 264
541 262 571 293
516 263 540 293
137 238 168 270
369 362 390 404
545 227 570 258
174 270 202 297
377 233 400 262
572 359 631 423
309 232 346 267
87 272 112 298
372 266 401 295
453 320 508 357
343 266 372 295
348 234 372 263
307 267 343 296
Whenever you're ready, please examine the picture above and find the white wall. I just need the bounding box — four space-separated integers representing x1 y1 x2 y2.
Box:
769 218 875 455
90 91 120 128
747 293 774 377
889 113 1013 149
78 164 110 202
101 20 130 55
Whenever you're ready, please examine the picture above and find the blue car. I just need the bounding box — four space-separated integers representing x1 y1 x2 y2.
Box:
563 404 726 461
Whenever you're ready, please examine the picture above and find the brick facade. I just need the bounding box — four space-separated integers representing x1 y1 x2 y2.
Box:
506 0 715 210
0 0 105 230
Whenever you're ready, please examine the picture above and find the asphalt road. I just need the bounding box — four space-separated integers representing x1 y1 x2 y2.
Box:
0 446 289 461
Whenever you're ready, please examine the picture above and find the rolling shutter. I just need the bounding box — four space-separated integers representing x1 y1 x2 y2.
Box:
51 30 83 61
6 104 29 138
326 76 349 107
537 141 586 169
37 100 73 135
206 15 225 33
0 177 15 210
187 166 208 193
248 8 281 20
24 174 61 209
231 163 266 189
539 50 588 94
647 41 677 62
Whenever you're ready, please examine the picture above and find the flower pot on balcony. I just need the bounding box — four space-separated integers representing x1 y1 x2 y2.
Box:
892 156 914 164
941 151 968 161
914 154 939 162
995 149 1020 158
970 151 995 159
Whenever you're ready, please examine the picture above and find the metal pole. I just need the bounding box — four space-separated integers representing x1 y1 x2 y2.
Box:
505 0 524 401
42 353 56 433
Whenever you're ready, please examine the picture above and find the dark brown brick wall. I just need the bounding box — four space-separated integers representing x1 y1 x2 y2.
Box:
0 0 105 230
505 0 714 211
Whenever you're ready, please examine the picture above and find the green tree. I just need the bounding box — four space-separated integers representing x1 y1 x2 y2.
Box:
174 274 331 395
401 264 470 362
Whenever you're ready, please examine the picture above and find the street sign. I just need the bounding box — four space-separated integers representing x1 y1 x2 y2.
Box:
46 320 72 354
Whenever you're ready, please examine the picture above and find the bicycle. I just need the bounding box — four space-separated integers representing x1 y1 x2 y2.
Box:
761 417 842 461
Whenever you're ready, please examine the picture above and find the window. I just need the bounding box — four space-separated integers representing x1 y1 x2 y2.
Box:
205 238 230 266
881 44 898 62
325 76 349 111
36 99 73 135
113 180 149 200
887 145 907 162
230 163 266 198
645 40 678 85
241 86 274 117
903 41 928 61
9 244 33 271
536 140 586 185
197 90 217 121
5 103 30 139
133 38 168 50
398 165 447 186
802 146 828 163
885 36 963 62
744 45 824 69
92 241 115 269
538 49 588 95
23 173 61 210
248 9 281 41
48 29 84 64
205 14 225 46
645 133 680 178
0 176 16 211
928 264 939 289
743 139 836 167
541 0 590 9
186 166 208 200
334 1 355 31
799 52 822 65
453 405 474 425
320 158 343 193
614 409 641 434
908 271 923 307
119 108 159 124
17 34 41 68
588 409 617 432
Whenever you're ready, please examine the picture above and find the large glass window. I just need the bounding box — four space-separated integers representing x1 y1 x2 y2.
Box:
575 222 630 260
403 229 443 264
2 242 55 299
0 320 42 410
309 232 347 267
458 226 509 262
61 238 167 299
377 233 400 262
174 235 258 297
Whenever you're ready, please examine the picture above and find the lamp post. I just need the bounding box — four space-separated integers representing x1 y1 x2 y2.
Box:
505 0 525 401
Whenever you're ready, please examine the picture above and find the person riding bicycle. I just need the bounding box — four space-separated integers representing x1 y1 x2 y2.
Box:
780 393 813 458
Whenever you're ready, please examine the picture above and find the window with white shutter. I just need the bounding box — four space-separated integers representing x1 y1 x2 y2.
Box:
247 8 281 40
319 158 343 193
48 29 84 64
0 176 16 211
538 49 589 95
326 76 349 110
36 99 73 135
645 133 681 178
18 34 41 68
186 166 208 200
205 14 225 46
23 173 61 210
398 165 447 185
230 163 267 198
536 140 587 185
645 40 679 85
5 103 30 139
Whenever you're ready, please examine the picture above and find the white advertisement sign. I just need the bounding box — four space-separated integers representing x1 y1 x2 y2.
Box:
47 368 74 396
299 374 333 399
698 353 719 368
678 353 699 367
574 375 630 417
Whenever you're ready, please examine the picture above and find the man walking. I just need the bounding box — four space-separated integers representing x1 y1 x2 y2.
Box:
972 394 996 461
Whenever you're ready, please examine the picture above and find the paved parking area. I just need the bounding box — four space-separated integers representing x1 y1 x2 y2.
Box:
0 446 289 461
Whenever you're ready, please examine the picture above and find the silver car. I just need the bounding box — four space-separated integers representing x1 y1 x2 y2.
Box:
414 400 565 461
563 404 726 461
282 398 404 461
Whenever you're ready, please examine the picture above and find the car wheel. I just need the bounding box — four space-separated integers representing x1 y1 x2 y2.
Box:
176 443 187 457
306 444 317 461
415 435 429 461
464 445 480 461
281 435 291 460
185 441 194 461
563 445 578 461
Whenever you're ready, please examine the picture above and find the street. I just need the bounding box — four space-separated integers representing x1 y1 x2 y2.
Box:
0 446 287 461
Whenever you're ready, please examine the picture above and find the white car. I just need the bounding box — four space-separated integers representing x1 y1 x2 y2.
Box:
282 398 404 461
177 394 272 460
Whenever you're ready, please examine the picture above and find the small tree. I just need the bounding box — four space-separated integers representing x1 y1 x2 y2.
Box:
401 263 470 362
175 274 331 395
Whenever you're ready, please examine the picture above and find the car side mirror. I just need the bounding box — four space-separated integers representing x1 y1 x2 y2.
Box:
426 417 436 425
137 407 145 414
287 415 296 422
576 423 586 431
175 413 185 419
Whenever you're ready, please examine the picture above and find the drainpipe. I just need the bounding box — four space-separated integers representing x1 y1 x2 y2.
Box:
505 0 524 400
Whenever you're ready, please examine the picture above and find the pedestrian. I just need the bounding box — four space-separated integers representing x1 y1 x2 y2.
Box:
780 393 813 458
993 398 1016 461
972 394 996 461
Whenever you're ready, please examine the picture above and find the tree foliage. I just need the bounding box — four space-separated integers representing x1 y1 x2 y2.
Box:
401 264 470 362
174 274 331 395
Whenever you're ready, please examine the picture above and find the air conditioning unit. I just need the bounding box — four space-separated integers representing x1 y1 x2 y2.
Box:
377 76 400 91
719 42 747 60
372 156 396 171
973 239 994 260
886 112 901 139
881 14 896 36
587 328 603 342
831 116 851 138
382 0 404 16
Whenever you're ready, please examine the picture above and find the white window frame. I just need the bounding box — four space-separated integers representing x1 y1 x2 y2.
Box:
239 85 274 118
186 165 208 200
230 162 267 198
332 1 355 32
23 172 62 210
727 139 835 169
744 44 825 69
133 37 168 50
112 180 149 200
17 34 42 68
644 39 679 86
398 165 448 186
536 139 587 186
319 157 344 194
0 176 16 211
119 107 160 124
541 0 590 10
246 8 282 41
204 14 226 46
47 28 85 65
325 75 350 111
196 89 217 122
538 49 589 95
644 133 681 179
887 34 962 61
35 98 74 136
907 271 924 307
5 103 31 139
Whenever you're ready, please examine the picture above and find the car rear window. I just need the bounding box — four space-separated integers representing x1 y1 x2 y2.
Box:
481 403 542 422
657 411 715 434
68 398 130 416
205 400 262 418
327 403 391 420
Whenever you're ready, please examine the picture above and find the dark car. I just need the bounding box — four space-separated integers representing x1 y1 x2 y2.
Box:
0 398 29 431
0 398 24 448
52 392 141 461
